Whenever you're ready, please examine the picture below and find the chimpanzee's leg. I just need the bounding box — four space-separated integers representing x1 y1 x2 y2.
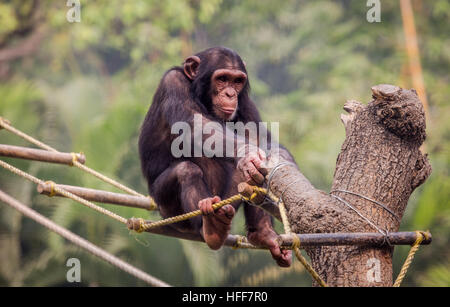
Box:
152 161 235 249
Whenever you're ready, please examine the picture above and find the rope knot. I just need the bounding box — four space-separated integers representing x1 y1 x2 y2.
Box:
393 230 429 287
148 197 158 211
44 181 57 197
414 230 427 246
70 152 79 166
291 234 301 249
232 235 245 250
127 218 145 233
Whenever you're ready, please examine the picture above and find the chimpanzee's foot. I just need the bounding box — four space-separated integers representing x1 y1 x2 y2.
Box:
198 197 235 250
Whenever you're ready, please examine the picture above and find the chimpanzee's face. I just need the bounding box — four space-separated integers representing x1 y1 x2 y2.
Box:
183 52 248 121
210 67 247 120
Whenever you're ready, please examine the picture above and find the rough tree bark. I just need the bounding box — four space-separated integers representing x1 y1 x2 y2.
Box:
266 84 431 287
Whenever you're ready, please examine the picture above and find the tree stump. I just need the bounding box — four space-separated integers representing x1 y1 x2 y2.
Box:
266 84 432 287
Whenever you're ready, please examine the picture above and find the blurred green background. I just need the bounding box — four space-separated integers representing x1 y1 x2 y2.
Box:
0 0 448 286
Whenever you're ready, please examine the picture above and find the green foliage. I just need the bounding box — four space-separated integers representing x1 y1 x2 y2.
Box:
0 0 448 286
419 261 450 287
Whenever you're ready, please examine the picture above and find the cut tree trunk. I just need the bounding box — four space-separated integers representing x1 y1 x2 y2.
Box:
265 84 431 287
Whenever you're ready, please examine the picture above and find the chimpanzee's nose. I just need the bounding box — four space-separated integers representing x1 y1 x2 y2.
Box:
225 89 235 98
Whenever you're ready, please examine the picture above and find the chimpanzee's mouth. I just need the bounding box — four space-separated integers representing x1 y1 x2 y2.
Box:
220 107 235 115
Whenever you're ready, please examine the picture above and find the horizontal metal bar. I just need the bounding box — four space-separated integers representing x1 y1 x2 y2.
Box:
37 182 155 211
279 231 431 248
0 144 85 165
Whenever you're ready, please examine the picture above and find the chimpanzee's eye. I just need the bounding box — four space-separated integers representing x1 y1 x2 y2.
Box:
235 77 244 84
218 75 228 82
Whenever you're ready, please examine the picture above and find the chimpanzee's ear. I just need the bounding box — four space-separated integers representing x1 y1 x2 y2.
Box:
183 56 201 80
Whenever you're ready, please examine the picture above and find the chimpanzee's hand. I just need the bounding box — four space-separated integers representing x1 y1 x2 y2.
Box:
247 227 292 267
236 145 268 185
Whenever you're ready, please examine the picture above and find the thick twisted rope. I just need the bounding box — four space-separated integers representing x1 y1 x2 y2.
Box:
0 156 260 249
0 157 263 252
237 180 327 286
0 189 169 287
135 194 245 232
1 117 429 285
0 159 127 224
0 117 56 151
231 235 260 250
278 197 328 287
393 231 427 287
266 162 328 286
0 117 149 200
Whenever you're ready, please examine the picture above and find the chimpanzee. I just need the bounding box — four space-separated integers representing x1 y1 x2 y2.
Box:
139 47 295 267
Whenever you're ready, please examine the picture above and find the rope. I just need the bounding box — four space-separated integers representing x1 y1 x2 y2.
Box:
0 157 262 251
70 152 79 166
232 235 245 250
0 151 267 250
0 117 56 151
393 231 427 287
264 162 327 286
0 118 430 286
72 161 145 197
0 117 148 199
136 194 245 231
273 176 427 287
0 189 169 287
0 159 43 185
147 197 158 211
278 195 328 287
0 159 127 224
0 154 430 285
45 180 57 197
231 235 259 250
240 162 327 285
